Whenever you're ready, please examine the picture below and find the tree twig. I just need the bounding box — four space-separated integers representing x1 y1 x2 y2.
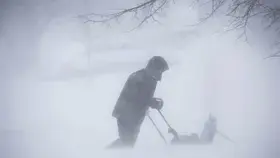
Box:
78 0 169 30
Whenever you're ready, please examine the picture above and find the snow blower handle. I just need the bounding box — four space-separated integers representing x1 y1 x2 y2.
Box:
157 110 172 129
216 130 236 144
157 110 180 139
147 113 167 144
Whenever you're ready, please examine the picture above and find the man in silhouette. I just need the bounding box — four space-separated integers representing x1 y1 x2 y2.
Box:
108 56 169 148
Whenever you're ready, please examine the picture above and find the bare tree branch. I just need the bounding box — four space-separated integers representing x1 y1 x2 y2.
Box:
77 0 280 57
264 52 280 59
77 0 280 35
264 41 280 59
78 0 169 30
186 0 226 27
129 0 168 31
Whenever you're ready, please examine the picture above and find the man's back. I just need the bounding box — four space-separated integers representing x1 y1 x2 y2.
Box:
112 69 158 120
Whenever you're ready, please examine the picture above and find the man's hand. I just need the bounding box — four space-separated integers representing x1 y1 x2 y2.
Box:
150 98 163 110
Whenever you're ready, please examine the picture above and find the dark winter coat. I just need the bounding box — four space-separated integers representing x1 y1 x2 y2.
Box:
112 68 158 124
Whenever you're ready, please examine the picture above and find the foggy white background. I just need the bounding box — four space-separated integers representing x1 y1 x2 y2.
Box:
0 0 279 158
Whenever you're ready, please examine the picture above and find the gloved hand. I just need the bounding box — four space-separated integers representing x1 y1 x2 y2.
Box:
149 98 163 110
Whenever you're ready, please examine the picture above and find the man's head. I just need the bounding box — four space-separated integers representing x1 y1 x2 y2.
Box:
145 56 169 81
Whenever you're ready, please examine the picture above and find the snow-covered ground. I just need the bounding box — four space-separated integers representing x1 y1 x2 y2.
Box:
1 0 277 158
